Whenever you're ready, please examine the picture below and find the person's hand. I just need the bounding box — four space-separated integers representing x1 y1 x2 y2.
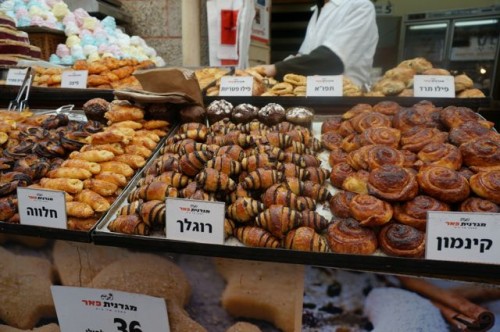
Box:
254 64 277 78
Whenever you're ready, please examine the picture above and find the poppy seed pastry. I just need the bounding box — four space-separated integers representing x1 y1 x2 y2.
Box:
258 103 286 126
206 99 233 124
232 103 259 124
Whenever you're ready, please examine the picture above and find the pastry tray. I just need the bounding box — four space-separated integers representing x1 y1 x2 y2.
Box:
93 119 500 284
0 110 171 242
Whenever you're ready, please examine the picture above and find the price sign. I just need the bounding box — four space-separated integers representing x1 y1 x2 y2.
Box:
61 70 88 89
17 187 67 229
51 286 170 332
306 75 343 97
426 211 500 265
413 75 455 98
165 198 225 245
6 68 28 86
219 76 253 96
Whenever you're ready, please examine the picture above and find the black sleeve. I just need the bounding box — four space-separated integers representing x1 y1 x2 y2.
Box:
274 46 344 81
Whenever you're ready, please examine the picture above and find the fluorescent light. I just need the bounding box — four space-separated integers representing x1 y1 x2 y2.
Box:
455 19 498 27
409 23 448 30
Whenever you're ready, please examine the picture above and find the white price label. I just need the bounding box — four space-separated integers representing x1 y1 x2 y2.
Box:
165 198 225 245
51 286 170 332
413 75 455 98
6 68 28 86
17 187 67 229
306 75 343 97
219 76 253 96
61 70 88 89
426 211 500 265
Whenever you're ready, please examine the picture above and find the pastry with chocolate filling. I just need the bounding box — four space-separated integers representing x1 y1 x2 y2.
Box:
285 106 315 129
206 99 233 124
231 103 258 124
82 98 110 123
258 103 286 126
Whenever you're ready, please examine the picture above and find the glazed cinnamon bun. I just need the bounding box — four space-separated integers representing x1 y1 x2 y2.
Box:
400 127 448 153
416 143 462 170
460 197 499 213
394 195 450 230
358 127 401 148
440 105 494 129
326 218 378 255
368 165 419 202
379 223 425 258
330 162 356 188
349 194 393 227
329 191 356 218
417 166 470 203
469 170 500 204
350 112 392 133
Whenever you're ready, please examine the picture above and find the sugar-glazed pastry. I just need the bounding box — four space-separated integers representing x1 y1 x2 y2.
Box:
326 218 378 255
378 223 425 258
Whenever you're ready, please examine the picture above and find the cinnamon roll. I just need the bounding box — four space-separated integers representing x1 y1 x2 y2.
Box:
330 162 355 188
329 191 356 218
349 194 393 227
460 137 500 171
350 112 392 133
321 132 344 150
400 127 448 153
326 218 378 255
337 120 356 137
378 223 425 258
342 170 370 194
328 146 348 167
457 167 475 181
469 170 500 204
358 127 401 148
394 195 450 230
341 133 362 152
460 197 499 213
449 121 498 147
417 166 470 203
417 143 462 170
392 103 441 132
401 149 418 169
440 105 494 130
372 100 401 116
321 116 343 134
342 103 373 120
368 165 419 202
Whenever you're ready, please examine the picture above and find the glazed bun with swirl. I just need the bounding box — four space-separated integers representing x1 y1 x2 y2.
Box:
347 145 405 171
460 197 499 213
372 100 402 117
350 112 392 133
394 195 450 230
328 146 348 167
449 121 499 147
460 137 500 172
349 194 393 227
400 127 448 153
358 127 401 148
340 133 362 152
440 105 494 130
341 170 370 194
367 165 419 202
416 165 470 203
321 116 343 134
416 142 462 170
329 191 356 218
329 162 356 188
469 170 500 204
326 218 378 255
378 223 426 258
392 101 442 132
321 132 344 150
342 103 372 120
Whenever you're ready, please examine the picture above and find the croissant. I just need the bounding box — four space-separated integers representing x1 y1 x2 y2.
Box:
139 200 166 226
205 156 242 176
112 154 147 170
281 163 309 180
177 150 212 177
195 168 236 192
326 218 378 255
61 159 101 175
133 182 179 201
66 201 94 218
305 166 330 185
254 205 302 239
328 146 348 167
241 169 283 190
99 161 135 178
226 197 265 223
349 194 393 227
75 189 110 213
264 132 292 149
105 103 145 124
95 172 128 187
330 162 355 188
261 184 306 211
233 225 280 248
329 191 356 218
282 152 307 168
287 127 312 145
215 145 246 162
459 197 499 213
393 195 450 230
359 127 401 148
83 179 119 197
300 210 330 231
440 105 494 130
151 156 180 175
70 150 115 163
416 143 462 170
368 165 419 202
108 214 149 235
47 167 93 180
341 170 370 194
179 141 213 155
228 183 250 204
417 166 470 203
284 226 329 252
460 137 500 170
40 178 83 194
284 178 331 202
378 223 425 258
189 189 216 201
469 170 500 204
400 127 448 153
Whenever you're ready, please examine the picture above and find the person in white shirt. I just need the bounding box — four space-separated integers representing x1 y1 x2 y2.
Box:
257 0 379 88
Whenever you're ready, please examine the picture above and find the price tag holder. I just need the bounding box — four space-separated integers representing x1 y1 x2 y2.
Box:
51 286 170 332
165 198 225 245
6 68 28 86
425 211 500 265
61 70 88 89
413 75 455 98
17 187 67 229
219 76 253 96
306 75 343 97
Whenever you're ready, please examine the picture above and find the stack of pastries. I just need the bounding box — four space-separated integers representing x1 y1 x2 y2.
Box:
325 100 499 258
